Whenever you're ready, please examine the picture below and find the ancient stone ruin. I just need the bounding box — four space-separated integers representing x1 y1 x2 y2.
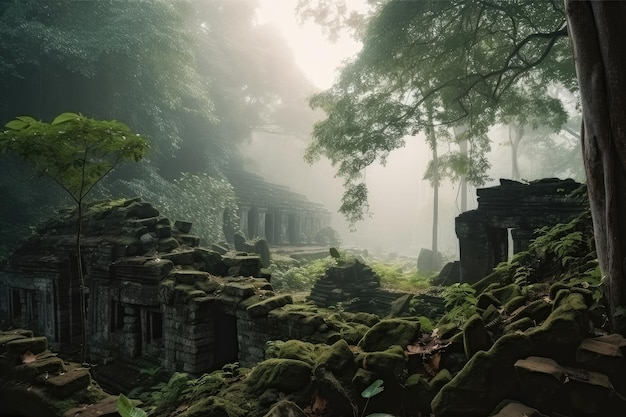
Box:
455 178 587 283
0 197 335 377
225 169 335 246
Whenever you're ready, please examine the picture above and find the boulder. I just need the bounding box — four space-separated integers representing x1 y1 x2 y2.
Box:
358 319 420 352
247 358 312 394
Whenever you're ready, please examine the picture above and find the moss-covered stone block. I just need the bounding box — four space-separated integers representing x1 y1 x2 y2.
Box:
246 358 312 394
360 345 407 382
503 317 534 334
482 303 501 324
314 362 358 416
511 299 551 325
431 333 531 417
357 319 420 352
314 339 356 380
404 373 432 415
6 337 48 356
477 292 502 310
352 312 380 327
463 314 492 359
431 293 590 417
503 295 527 315
490 284 523 305
247 295 293 318
276 340 326 366
45 367 91 398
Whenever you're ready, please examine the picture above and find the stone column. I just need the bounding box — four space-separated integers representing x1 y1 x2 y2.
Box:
456 212 491 284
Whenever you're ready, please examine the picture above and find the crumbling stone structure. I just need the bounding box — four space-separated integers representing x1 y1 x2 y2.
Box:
0 198 340 374
225 169 333 245
455 178 587 283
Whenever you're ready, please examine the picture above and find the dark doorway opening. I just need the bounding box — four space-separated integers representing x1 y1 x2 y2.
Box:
213 309 238 367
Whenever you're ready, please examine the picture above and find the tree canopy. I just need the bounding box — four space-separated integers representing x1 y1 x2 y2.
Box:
303 0 576 224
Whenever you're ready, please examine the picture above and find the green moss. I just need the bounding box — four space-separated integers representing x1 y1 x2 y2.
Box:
490 284 523 305
503 317 534 334
503 295 526 314
315 339 356 379
246 358 312 394
358 319 420 352
360 345 407 382
277 340 327 366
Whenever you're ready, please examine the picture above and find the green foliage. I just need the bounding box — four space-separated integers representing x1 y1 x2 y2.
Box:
116 394 147 417
169 173 239 243
360 379 395 417
441 283 477 327
0 112 149 203
302 0 574 225
267 256 337 292
149 372 191 412
371 261 431 291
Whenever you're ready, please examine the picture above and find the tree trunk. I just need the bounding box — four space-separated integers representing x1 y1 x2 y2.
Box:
509 124 524 180
453 124 468 211
428 122 439 271
76 200 87 364
566 0 626 330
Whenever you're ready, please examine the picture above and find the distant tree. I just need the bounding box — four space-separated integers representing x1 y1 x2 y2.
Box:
302 0 572 225
0 112 149 362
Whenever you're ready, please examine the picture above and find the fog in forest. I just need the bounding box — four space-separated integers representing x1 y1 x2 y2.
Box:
0 0 584 261
244 1 584 258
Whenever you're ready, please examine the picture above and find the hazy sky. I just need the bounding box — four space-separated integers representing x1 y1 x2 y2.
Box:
256 0 361 89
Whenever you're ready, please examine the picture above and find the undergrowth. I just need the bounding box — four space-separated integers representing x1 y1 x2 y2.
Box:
370 261 432 291
267 256 337 292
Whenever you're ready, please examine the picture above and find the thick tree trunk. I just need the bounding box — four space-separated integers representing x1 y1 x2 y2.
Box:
566 0 626 330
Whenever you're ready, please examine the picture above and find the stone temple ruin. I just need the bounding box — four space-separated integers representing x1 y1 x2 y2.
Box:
0 198 337 375
225 169 335 246
455 178 587 283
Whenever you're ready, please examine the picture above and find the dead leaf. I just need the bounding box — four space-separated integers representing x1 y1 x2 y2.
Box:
424 352 441 376
312 391 328 413
21 351 36 364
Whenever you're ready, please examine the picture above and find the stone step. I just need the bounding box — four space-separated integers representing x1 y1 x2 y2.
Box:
45 365 91 398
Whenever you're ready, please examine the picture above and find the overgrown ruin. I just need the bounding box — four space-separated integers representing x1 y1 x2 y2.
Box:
0 197 337 376
455 178 587 283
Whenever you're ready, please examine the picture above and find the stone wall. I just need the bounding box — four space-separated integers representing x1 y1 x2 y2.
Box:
455 178 587 283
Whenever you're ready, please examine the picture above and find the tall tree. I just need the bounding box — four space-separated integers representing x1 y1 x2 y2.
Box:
566 0 626 331
304 0 626 329
0 112 149 362
303 0 572 226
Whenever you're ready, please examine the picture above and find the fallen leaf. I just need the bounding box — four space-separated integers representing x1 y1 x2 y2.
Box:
312 392 328 413
21 351 36 364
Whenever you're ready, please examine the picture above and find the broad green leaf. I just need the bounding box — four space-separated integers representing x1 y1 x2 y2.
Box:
361 379 384 399
52 112 81 125
116 394 147 417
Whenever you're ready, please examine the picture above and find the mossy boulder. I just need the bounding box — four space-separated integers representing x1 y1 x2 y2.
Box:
431 293 590 417
490 284 523 305
359 346 407 383
247 359 312 394
246 295 293 318
314 339 356 380
276 340 327 366
357 319 420 352
314 364 358 416
463 314 492 358
404 373 433 415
